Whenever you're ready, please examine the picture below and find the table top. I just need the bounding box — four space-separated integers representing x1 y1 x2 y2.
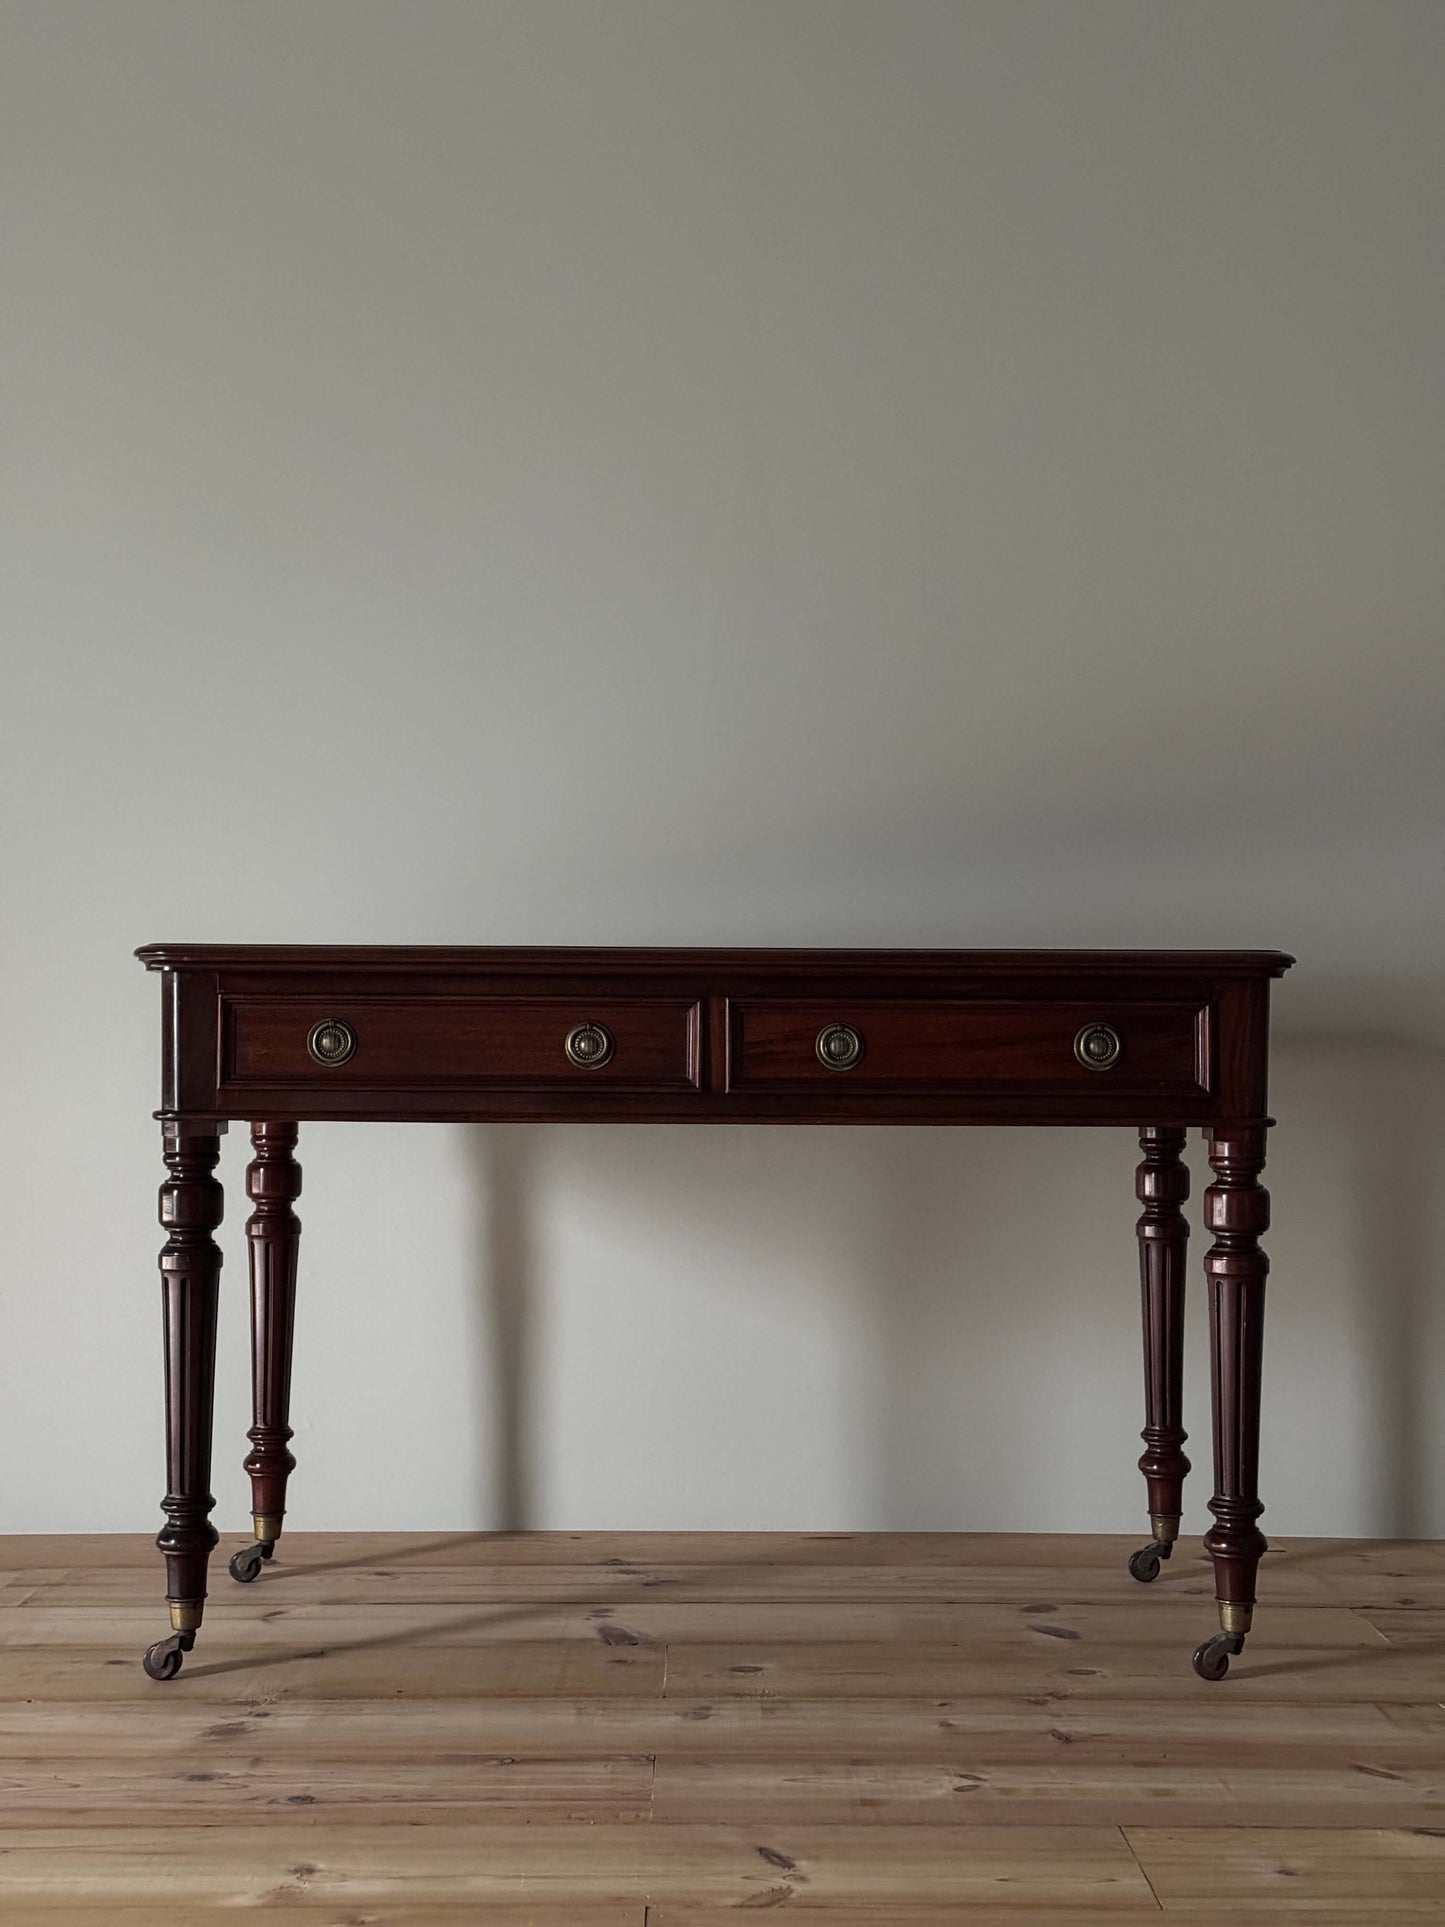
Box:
137 944 1295 975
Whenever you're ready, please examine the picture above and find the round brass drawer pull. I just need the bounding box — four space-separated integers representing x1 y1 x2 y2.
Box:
816 1022 864 1071
1074 1022 1122 1071
307 1018 356 1066
565 1020 614 1070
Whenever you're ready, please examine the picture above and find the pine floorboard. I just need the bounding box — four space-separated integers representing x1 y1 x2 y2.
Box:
0 1530 1441 1917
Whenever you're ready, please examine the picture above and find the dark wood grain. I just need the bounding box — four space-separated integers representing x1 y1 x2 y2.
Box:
1135 1127 1191 1542
154 1124 224 1628
1202 1122 1272 1622
242 1123 302 1546
135 946 1291 1682
1210 977 1274 1120
138 946 1290 1127
137 945 1295 975
225 996 702 1092
729 999 1204 1094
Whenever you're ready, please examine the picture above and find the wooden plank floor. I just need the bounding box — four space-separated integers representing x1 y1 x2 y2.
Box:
0 1531 1442 1920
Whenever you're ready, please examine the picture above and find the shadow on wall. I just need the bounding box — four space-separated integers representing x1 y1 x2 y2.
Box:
466 1033 1444 1540
1268 1034 1444 1541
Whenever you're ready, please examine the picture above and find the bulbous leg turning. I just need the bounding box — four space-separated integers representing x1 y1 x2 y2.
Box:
1193 1124 1271 1681
146 1123 224 1681
1130 1127 1191 1586
230 1123 302 1584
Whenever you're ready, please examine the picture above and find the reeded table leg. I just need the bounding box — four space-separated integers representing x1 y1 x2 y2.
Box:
1128 1126 1191 1583
230 1123 302 1584
1194 1121 1271 1681
144 1122 224 1681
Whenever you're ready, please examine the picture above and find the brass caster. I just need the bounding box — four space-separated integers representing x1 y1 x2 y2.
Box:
1192 1630 1245 1681
142 1629 195 1681
1127 1539 1174 1584
228 1541 274 1584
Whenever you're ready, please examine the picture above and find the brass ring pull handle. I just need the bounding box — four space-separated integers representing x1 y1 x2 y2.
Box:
1074 1022 1122 1070
307 1018 357 1066
565 1020 615 1070
816 1022 864 1071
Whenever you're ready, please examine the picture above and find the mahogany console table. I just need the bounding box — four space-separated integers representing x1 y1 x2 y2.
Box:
136 944 1292 1684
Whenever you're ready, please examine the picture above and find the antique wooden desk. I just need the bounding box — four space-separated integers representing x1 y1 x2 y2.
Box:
136 944 1292 1683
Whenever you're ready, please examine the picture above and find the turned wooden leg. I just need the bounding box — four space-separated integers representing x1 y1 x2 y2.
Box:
145 1122 224 1681
1193 1121 1271 1681
230 1122 302 1585
1128 1126 1191 1583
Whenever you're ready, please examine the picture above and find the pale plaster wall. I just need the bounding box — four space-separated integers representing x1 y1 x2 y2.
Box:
2 1 1441 1536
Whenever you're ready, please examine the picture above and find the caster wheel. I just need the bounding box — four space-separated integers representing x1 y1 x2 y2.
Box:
142 1631 193 1681
1192 1631 1244 1682
228 1542 271 1584
1128 1544 1163 1584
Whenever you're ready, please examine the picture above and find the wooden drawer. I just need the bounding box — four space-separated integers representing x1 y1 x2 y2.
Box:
221 997 702 1092
727 999 1208 1095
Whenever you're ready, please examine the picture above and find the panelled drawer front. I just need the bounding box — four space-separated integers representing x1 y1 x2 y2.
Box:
728 1000 1208 1093
222 997 702 1090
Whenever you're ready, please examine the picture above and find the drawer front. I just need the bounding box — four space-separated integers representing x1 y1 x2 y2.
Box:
728 999 1208 1094
222 997 702 1091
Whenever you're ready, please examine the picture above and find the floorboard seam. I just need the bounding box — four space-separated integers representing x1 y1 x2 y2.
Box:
1119 1825 1167 1913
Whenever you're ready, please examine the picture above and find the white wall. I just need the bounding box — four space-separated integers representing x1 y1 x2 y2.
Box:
2 0 1441 1539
